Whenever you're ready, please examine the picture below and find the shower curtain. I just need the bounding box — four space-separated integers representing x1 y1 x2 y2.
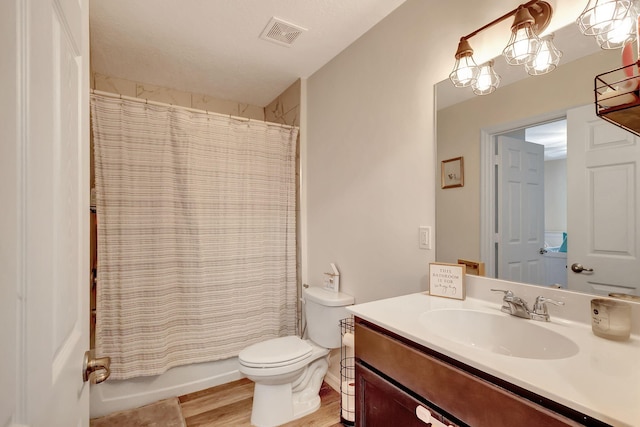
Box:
91 93 298 380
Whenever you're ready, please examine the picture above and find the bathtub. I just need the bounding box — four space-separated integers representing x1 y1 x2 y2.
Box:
89 351 343 418
89 357 242 418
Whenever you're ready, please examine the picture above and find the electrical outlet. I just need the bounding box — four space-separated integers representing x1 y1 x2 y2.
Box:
419 226 431 250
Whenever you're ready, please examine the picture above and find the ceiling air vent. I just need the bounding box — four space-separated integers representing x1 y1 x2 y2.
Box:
260 17 307 47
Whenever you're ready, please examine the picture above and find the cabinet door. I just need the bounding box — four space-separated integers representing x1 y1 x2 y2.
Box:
357 362 460 427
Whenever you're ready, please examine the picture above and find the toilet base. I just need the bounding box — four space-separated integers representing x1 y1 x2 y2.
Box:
249 356 328 427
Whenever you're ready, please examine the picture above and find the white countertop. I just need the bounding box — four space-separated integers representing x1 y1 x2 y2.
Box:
347 280 640 427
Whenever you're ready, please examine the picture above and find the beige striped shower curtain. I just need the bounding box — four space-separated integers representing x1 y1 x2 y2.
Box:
91 93 298 379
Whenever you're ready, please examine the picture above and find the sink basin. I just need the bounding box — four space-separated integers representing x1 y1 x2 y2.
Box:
418 309 579 360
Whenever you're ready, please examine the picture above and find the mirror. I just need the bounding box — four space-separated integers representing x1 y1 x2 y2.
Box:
435 23 635 295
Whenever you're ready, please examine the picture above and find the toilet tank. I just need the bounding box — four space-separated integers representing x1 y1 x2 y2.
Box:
303 286 354 349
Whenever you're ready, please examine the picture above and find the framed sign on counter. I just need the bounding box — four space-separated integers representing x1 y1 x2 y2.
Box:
428 262 466 300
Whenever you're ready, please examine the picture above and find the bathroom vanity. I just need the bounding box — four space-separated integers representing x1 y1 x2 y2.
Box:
347 276 640 427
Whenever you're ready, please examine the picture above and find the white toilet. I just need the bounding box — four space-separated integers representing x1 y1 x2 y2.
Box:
238 286 354 427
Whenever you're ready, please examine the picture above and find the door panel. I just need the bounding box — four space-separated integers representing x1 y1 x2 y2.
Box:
567 105 640 295
19 0 89 425
498 136 546 285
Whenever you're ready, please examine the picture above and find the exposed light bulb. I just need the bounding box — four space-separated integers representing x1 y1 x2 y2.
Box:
507 26 540 64
449 38 479 88
472 61 501 95
577 0 634 36
450 56 478 87
595 10 637 48
503 7 541 65
525 34 563 75
591 0 620 32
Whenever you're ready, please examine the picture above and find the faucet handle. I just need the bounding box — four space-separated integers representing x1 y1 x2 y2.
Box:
491 289 516 314
491 289 514 298
531 296 565 321
491 289 519 303
534 296 565 308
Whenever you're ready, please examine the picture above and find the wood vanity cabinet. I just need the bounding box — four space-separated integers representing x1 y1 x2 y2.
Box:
354 318 600 427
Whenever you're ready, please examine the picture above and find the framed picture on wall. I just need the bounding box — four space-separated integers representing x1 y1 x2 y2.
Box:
441 156 464 189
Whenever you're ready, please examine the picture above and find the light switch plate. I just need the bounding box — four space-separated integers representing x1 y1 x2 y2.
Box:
419 226 431 250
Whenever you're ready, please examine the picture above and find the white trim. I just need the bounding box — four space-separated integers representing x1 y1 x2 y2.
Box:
479 130 494 278
323 370 340 393
299 78 308 286
479 110 567 281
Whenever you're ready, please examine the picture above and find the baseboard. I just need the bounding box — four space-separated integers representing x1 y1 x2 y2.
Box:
324 370 340 393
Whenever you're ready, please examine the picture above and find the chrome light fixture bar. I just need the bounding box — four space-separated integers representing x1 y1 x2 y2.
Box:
449 0 557 95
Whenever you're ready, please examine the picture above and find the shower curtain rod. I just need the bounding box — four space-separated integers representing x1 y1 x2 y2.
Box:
90 89 298 130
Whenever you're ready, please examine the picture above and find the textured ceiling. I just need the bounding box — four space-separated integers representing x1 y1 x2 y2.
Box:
90 0 407 106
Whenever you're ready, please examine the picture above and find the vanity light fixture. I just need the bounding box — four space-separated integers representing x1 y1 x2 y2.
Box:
503 6 542 65
577 0 637 49
595 2 638 49
449 0 556 94
449 38 479 87
525 34 563 75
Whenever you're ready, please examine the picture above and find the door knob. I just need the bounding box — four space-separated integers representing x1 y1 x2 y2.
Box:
83 350 111 384
571 263 594 273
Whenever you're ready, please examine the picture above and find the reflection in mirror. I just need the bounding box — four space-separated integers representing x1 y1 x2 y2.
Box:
489 119 567 287
435 24 640 297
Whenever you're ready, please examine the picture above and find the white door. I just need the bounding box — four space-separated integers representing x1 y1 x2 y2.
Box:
1 0 90 426
497 136 546 285
567 105 640 295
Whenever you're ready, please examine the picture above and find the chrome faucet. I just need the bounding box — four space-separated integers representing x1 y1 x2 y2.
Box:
492 289 531 319
491 289 564 322
530 296 565 322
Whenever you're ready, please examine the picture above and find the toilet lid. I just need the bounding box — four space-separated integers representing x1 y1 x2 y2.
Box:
239 336 313 368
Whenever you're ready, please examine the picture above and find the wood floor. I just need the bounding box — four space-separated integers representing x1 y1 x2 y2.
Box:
178 378 345 427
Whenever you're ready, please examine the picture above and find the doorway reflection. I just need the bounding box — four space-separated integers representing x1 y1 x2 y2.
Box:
495 118 568 287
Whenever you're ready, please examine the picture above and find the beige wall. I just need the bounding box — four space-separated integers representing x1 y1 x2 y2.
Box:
305 0 593 304
265 79 301 127
306 1 437 303
436 48 619 265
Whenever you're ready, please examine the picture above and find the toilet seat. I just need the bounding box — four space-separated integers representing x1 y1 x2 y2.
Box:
239 336 312 368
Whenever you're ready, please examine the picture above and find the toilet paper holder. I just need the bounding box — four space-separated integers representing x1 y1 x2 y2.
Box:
340 316 355 425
